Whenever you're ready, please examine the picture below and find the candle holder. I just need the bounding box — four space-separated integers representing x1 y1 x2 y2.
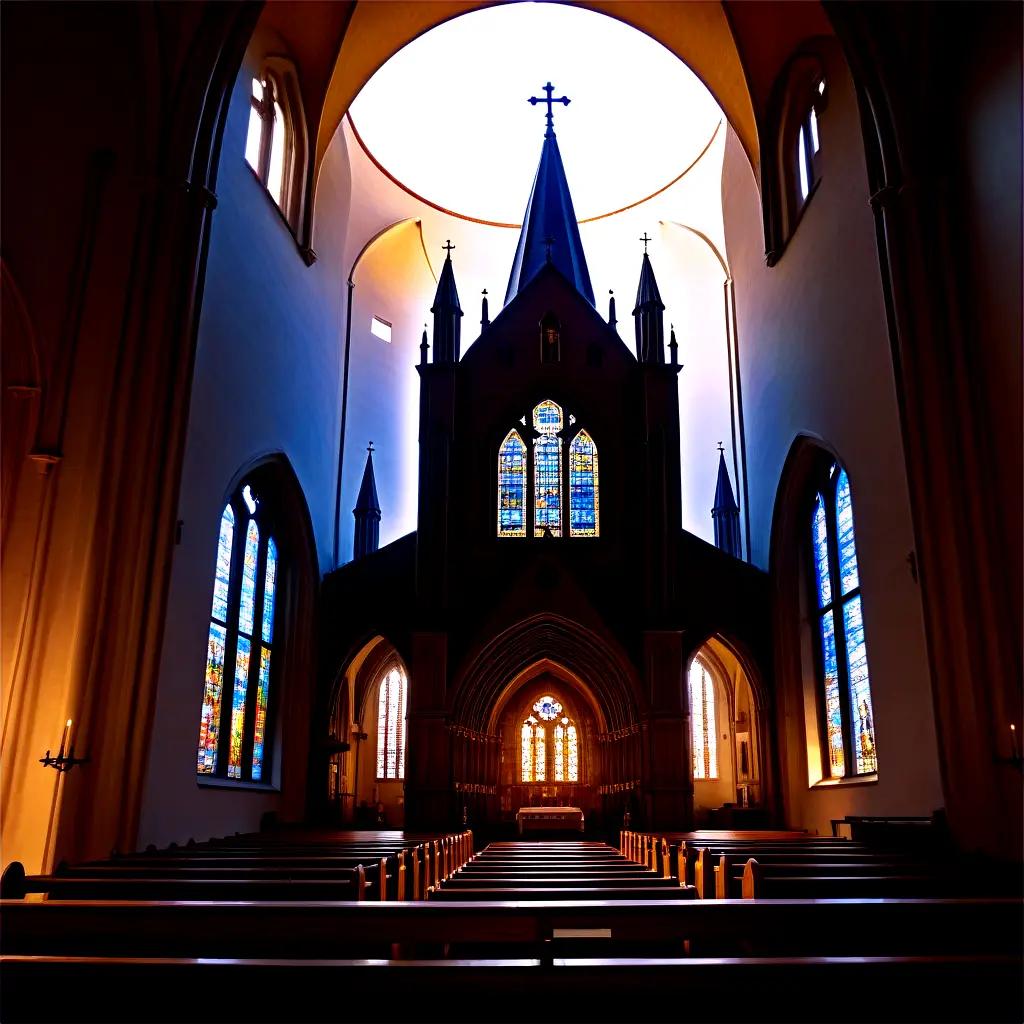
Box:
40 744 89 773
995 725 1022 772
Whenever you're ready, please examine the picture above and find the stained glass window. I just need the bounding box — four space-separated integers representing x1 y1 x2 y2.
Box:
498 430 527 537
196 481 282 782
376 666 407 780
521 722 533 782
566 724 578 782
534 721 546 781
554 724 565 781
534 434 562 537
810 463 877 778
533 696 563 721
245 74 292 216
569 431 599 537
533 400 562 435
690 658 718 780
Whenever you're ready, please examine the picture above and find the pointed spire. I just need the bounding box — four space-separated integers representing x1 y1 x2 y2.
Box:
712 443 742 559
431 241 462 363
420 323 429 366
669 323 679 366
353 442 381 560
633 243 665 364
608 290 618 329
480 289 490 330
505 85 595 307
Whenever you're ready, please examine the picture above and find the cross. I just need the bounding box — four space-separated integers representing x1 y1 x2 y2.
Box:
368 441 375 454
528 82 570 134
717 441 724 453
442 240 455 256
640 233 652 253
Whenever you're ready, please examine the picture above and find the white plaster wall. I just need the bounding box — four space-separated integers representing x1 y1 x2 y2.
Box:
721 50 944 833
138 49 352 848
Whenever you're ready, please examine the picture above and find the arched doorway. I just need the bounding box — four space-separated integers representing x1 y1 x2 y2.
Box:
328 636 409 828
687 636 768 827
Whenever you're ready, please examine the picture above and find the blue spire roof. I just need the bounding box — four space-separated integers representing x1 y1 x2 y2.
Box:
713 447 739 514
504 94 594 307
354 446 380 516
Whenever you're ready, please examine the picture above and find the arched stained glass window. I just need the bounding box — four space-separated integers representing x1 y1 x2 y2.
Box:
810 464 877 778
496 401 598 541
197 481 280 782
690 658 718 780
553 718 580 782
569 430 599 537
376 666 407 780
522 700 579 783
498 430 527 537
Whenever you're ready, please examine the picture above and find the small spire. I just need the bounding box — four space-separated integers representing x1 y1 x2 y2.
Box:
608 289 618 329
712 444 742 559
633 250 665 364
420 324 429 365
431 243 463 363
353 442 382 560
669 323 678 366
481 289 490 329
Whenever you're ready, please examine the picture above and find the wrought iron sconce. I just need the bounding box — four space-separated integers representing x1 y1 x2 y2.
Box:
39 719 89 773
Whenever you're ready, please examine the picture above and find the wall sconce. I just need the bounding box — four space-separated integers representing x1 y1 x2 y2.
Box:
39 719 89 773
995 723 1022 772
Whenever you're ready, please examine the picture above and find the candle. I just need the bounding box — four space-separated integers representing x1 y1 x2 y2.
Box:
1011 724 1019 761
57 719 72 763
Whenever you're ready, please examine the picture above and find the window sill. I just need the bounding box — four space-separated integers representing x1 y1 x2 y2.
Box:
197 776 280 793
244 163 316 265
809 773 878 790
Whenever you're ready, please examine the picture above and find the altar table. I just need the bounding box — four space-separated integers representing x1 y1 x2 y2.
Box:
516 806 585 835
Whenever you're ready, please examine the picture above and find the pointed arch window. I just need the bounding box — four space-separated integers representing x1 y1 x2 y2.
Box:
690 657 719 780
376 666 407 780
496 400 599 539
197 481 280 782
520 695 579 783
811 464 877 778
498 430 527 537
569 430 599 536
244 63 307 233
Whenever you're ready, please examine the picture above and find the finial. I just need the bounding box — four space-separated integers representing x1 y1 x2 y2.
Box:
717 441 724 454
543 235 555 263
640 232 652 253
442 240 455 256
608 289 618 328
368 441 375 454
481 288 490 329
420 323 429 365
528 82 571 136
669 323 678 364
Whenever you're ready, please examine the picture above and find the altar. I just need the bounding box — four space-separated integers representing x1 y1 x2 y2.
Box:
516 806 585 835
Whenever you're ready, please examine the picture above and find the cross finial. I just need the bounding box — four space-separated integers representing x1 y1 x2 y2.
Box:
368 441 375 454
442 240 455 256
640 233 652 253
717 441 724 454
528 81 570 135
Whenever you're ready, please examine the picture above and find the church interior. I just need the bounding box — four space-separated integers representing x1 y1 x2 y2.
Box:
1 1 1021 1020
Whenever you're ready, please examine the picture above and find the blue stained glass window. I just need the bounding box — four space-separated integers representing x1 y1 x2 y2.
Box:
819 610 845 778
211 506 234 621
498 430 527 537
835 470 860 595
843 596 877 773
252 646 271 780
569 431 599 537
533 696 563 721
534 433 562 537
812 494 832 608
238 520 259 636
533 399 563 435
228 636 251 779
262 539 277 643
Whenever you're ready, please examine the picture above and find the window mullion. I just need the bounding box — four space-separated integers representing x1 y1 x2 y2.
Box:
257 80 274 185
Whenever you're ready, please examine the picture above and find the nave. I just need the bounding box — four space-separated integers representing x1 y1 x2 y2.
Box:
2 825 1020 1023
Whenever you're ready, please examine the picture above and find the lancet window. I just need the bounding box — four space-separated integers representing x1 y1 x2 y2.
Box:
197 481 279 782
376 665 407 780
496 400 599 539
689 657 719 780
811 464 877 778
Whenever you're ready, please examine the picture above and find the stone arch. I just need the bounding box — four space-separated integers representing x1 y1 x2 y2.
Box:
451 614 642 734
